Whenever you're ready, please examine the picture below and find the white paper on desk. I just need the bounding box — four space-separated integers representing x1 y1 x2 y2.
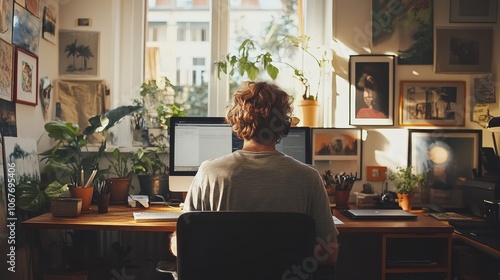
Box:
332 215 344 225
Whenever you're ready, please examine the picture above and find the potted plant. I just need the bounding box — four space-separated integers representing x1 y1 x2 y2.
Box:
40 105 142 210
140 77 187 147
388 166 426 211
105 148 135 204
132 147 170 202
215 35 330 126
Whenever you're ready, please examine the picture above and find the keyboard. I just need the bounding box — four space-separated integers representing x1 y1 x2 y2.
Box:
133 211 182 222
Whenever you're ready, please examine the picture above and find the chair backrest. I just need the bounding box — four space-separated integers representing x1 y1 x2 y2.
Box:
176 211 316 280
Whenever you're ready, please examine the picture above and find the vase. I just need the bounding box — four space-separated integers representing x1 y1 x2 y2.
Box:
107 177 132 205
397 193 414 211
297 100 319 127
70 187 94 213
333 190 351 209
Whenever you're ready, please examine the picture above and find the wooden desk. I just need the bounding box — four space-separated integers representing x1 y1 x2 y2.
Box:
23 206 454 280
22 205 182 232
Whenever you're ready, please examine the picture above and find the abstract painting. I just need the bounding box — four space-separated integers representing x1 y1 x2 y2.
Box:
41 0 57 44
12 3 40 55
0 39 13 101
0 99 16 136
0 0 14 43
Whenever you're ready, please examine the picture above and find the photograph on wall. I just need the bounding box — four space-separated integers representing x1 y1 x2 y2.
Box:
0 99 17 136
14 47 38 106
450 0 497 23
372 0 433 65
58 30 99 76
312 128 362 179
399 80 466 127
2 136 40 184
0 0 14 44
12 3 40 55
435 28 493 74
474 74 495 104
41 0 57 44
0 39 13 101
349 54 394 126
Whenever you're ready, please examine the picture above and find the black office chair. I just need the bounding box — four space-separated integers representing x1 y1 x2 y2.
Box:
157 211 316 280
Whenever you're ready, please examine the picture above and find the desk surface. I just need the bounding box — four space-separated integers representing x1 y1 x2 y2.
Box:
22 205 453 235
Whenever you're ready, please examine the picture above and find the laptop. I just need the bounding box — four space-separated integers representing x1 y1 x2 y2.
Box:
341 209 418 220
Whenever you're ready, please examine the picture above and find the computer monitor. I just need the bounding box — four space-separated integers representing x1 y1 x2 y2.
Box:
276 127 312 164
169 117 312 193
169 117 237 192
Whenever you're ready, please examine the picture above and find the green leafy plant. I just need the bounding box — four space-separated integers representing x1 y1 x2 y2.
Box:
132 147 169 175
215 35 329 100
388 166 426 195
140 77 187 128
107 148 134 178
16 180 69 214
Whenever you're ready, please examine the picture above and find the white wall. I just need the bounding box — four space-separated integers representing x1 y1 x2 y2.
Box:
332 0 500 193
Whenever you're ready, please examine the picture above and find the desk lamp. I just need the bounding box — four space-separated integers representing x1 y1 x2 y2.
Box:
487 117 500 157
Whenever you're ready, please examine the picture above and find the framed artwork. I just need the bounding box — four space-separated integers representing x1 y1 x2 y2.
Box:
41 0 57 44
372 0 433 65
24 0 38 18
474 74 495 104
14 47 38 106
450 0 497 23
399 80 466 127
435 28 493 73
312 128 362 179
58 30 99 76
366 166 387 181
2 136 41 184
0 39 13 101
349 54 395 126
12 3 40 55
0 99 17 136
0 0 14 44
408 129 482 189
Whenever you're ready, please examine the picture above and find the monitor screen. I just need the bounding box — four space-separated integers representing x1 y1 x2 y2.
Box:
169 117 239 192
277 127 312 164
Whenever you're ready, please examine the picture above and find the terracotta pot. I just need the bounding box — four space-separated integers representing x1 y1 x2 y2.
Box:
397 193 414 211
333 190 351 209
297 100 319 127
107 177 132 204
70 187 94 213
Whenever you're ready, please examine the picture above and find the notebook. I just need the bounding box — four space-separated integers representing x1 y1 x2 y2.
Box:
341 209 418 220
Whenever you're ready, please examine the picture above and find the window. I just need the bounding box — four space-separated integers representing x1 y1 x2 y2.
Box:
145 1 331 120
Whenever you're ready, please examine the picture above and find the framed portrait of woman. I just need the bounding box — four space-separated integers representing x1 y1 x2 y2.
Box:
349 55 395 126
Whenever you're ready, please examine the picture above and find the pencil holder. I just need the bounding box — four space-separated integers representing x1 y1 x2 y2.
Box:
70 186 94 213
51 198 82 217
333 190 351 209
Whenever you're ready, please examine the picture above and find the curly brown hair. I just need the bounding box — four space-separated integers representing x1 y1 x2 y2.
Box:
226 81 293 144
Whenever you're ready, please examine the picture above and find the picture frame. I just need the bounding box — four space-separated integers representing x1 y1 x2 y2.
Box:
312 128 362 179
366 166 387 181
14 47 38 106
58 30 99 76
41 0 58 45
408 129 482 188
12 3 40 55
450 0 497 23
435 28 493 73
349 54 395 126
0 39 14 101
76 18 92 27
0 99 17 136
399 80 466 127
0 0 14 44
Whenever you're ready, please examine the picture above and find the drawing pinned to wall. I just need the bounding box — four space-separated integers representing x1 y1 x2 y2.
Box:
58 30 99 76
372 0 433 65
39 76 51 119
0 39 13 101
41 0 57 44
0 99 17 136
474 74 495 104
12 3 40 55
2 136 41 184
0 0 14 44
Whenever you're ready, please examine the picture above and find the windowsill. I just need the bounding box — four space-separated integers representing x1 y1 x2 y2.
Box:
82 145 168 154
